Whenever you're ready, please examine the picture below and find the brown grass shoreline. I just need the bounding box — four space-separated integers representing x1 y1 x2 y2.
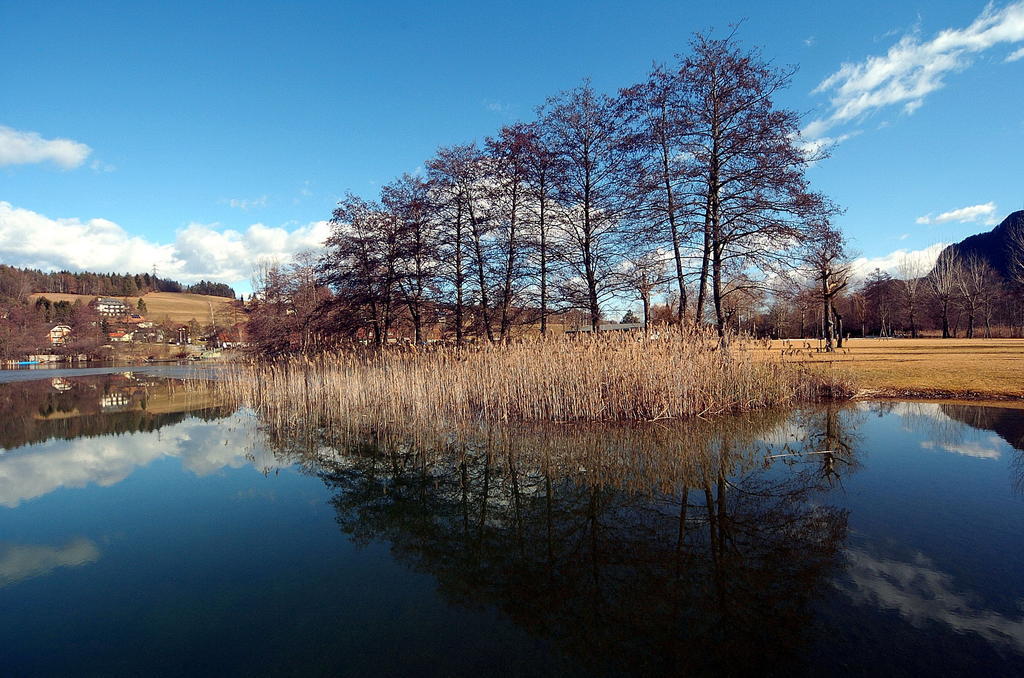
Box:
753 337 1024 402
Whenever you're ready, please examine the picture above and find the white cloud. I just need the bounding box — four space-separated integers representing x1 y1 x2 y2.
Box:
226 195 268 211
0 201 329 289
798 131 858 158
0 410 277 507
840 546 1024 652
915 202 998 225
173 220 330 281
89 159 116 173
850 242 948 280
0 125 92 169
483 99 510 114
0 201 179 274
0 538 100 587
806 2 1024 139
1007 45 1024 60
921 435 1004 460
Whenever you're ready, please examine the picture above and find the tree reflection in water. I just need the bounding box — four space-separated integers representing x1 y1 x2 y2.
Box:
0 374 230 451
261 405 860 676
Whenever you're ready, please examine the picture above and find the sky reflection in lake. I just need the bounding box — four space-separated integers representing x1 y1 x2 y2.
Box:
0 378 1022 676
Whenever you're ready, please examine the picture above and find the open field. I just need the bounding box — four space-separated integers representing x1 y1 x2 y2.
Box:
27 291 244 324
755 338 1024 400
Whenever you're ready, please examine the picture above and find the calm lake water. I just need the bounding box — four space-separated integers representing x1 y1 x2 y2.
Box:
1 373 1022 676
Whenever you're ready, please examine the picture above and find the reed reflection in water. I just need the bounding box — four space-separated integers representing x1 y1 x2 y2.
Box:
260 404 861 676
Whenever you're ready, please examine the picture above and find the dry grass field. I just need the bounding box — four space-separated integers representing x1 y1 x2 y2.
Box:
27 291 244 325
751 338 1024 400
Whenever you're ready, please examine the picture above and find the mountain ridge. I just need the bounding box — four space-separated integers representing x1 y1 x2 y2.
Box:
936 210 1024 279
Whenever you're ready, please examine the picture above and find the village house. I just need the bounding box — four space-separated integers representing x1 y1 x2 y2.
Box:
127 327 166 343
94 297 131 317
49 324 72 346
564 323 644 335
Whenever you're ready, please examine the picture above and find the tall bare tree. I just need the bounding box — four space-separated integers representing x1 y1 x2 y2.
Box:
927 251 962 339
319 194 402 346
682 29 829 341
427 145 478 346
801 222 851 351
895 255 928 338
1008 220 1024 287
521 122 564 335
382 174 437 345
539 82 636 332
620 65 697 324
486 124 534 341
955 254 999 339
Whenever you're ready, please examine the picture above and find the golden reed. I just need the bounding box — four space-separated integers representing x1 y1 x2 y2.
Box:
215 328 853 427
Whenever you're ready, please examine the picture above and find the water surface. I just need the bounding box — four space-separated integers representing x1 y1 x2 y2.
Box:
1 377 1022 676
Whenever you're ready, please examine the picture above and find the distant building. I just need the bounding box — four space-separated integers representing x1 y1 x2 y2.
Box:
94 297 130 317
100 392 131 410
49 324 72 346
564 323 644 334
176 326 189 344
125 314 145 324
108 330 130 342
133 328 165 343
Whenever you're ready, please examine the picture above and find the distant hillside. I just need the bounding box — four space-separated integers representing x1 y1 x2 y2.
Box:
936 210 1024 279
26 291 245 325
0 265 236 301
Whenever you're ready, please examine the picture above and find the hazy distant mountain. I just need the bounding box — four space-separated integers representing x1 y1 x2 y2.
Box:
936 210 1024 279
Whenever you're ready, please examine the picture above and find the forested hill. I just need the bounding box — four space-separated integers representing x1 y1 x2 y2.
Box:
0 265 236 302
937 210 1024 278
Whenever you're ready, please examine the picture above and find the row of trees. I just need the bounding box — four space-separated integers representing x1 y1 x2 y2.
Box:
0 301 106 358
245 29 1021 355
759 248 1024 341
302 30 837 347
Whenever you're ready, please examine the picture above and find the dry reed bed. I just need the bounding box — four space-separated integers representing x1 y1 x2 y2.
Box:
216 330 851 427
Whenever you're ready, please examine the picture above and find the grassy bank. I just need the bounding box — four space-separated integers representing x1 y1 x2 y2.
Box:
217 329 851 426
755 338 1024 400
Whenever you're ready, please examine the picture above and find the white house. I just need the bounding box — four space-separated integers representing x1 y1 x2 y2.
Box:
49 325 72 346
94 297 130 317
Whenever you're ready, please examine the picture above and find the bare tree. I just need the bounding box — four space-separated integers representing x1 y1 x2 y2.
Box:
427 145 477 346
801 222 851 351
681 29 830 341
927 251 962 339
624 250 670 331
620 65 697 324
955 254 999 339
319 194 402 346
382 174 437 345
1009 220 1024 287
520 122 565 335
895 255 928 338
539 82 636 332
486 124 534 341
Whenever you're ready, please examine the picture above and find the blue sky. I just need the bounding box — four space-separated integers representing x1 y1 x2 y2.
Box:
2 0 1023 292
